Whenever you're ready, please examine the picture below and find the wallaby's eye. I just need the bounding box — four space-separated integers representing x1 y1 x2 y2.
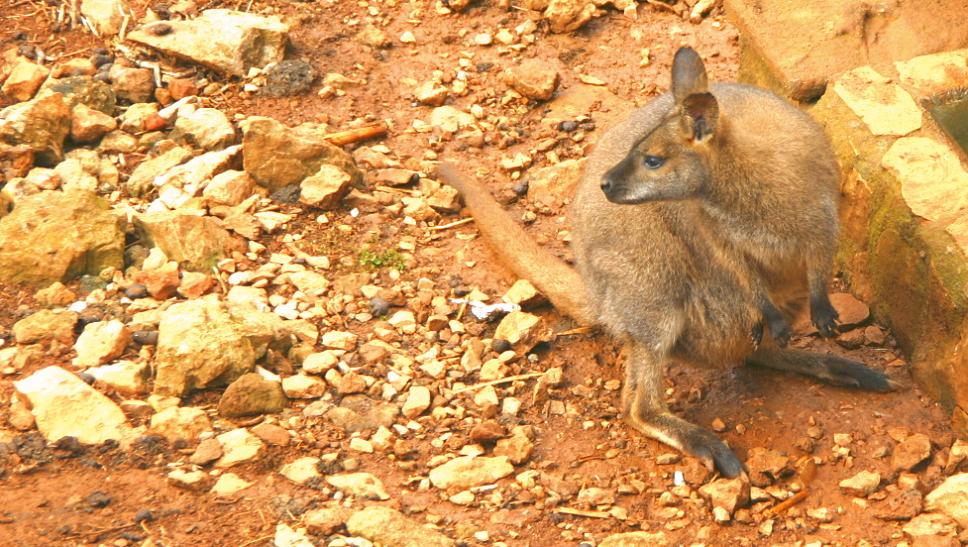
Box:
643 155 665 169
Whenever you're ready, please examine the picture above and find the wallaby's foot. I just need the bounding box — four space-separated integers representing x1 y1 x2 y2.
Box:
747 347 899 392
626 412 744 477
750 322 763 348
810 292 839 337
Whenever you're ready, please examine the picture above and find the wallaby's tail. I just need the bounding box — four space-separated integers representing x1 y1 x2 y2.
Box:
746 346 899 392
438 163 596 326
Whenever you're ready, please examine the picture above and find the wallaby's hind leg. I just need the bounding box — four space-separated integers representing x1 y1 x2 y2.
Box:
746 346 898 392
622 341 744 477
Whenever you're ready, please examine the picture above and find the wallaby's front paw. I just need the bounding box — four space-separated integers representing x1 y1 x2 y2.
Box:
768 314 792 347
811 300 839 338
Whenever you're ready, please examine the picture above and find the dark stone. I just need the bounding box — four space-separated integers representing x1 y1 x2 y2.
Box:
262 60 316 97
270 184 301 204
85 491 112 508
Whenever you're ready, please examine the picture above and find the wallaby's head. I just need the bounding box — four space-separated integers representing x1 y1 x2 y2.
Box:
600 47 720 204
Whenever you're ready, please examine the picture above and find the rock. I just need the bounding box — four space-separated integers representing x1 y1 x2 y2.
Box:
502 279 545 308
274 523 313 547
494 429 534 464
118 102 159 132
402 385 431 418
299 163 352 209
893 433 932 472
127 10 289 77
70 103 117 143
599 531 669 547
321 330 358 351
415 81 448 106
945 439 968 473
40 75 116 114
189 438 223 465
324 395 399 432
839 470 882 496
153 297 259 397
218 372 287 417
503 60 560 101
215 428 264 467
544 0 597 33
108 64 155 104
0 92 71 165
154 145 242 208
429 456 515 490
280 456 321 485
304 505 352 535
493 311 551 355
326 472 390 500
873 488 923 521
149 406 212 444
13 366 130 444
13 309 78 344
173 108 235 150
1 58 50 102
0 143 33 182
829 292 870 329
832 66 922 137
80 0 127 36
133 262 180 299
178 271 214 299
126 146 193 196
241 116 361 192
282 374 327 399
72 320 131 368
527 158 584 208
346 506 454 547
0 190 123 285
924 473 968 527
262 59 316 97
428 106 475 133
903 513 959 538
746 447 790 487
210 472 252 497
356 25 390 48
136 211 243 271
87 360 149 394
168 469 212 491
698 478 750 515
35 281 77 306
251 422 289 446
203 170 256 206
577 486 615 506
302 351 339 374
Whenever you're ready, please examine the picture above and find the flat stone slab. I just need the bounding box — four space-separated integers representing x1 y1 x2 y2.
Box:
812 49 968 435
126 9 288 77
725 0 968 101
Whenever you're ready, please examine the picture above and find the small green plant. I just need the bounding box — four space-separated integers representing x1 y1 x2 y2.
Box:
359 248 407 271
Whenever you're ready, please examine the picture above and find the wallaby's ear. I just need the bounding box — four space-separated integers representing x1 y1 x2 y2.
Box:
680 92 719 142
671 47 708 104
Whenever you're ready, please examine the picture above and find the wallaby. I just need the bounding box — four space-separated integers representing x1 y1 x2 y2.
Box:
439 47 895 477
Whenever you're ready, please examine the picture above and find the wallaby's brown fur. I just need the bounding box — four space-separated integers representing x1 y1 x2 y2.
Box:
439 47 894 477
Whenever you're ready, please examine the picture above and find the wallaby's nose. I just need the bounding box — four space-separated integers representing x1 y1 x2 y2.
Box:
600 176 613 194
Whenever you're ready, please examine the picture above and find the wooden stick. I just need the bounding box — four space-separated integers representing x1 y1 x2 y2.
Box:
452 372 544 395
553 507 611 519
321 121 388 146
429 217 473 231
765 490 809 517
556 325 595 336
